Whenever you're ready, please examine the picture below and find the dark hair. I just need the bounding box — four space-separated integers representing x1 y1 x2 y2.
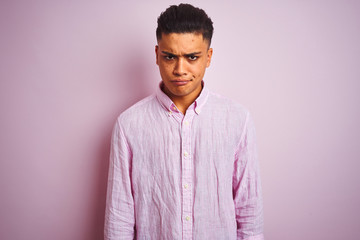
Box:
156 3 214 46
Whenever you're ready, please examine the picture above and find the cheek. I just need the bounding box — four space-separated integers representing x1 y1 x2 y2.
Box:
159 63 173 76
191 62 207 77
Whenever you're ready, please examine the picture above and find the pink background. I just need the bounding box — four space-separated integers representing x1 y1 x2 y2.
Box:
1 1 359 239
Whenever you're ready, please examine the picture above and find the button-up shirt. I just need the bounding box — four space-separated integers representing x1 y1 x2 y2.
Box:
104 83 264 240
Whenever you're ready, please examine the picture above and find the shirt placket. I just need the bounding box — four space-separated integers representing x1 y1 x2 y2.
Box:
181 112 194 240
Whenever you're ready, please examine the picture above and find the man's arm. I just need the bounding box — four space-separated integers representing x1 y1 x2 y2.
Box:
233 112 264 240
104 119 135 240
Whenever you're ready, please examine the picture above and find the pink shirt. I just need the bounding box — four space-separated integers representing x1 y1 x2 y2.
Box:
105 84 264 240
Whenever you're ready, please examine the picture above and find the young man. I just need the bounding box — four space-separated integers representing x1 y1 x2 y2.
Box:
105 4 264 240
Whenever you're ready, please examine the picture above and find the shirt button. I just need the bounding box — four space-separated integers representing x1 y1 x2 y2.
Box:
185 216 190 221
184 120 189 126
168 111 172 116
172 106 177 111
184 151 189 157
184 183 189 189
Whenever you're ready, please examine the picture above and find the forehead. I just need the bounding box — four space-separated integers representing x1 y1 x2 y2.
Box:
158 33 209 53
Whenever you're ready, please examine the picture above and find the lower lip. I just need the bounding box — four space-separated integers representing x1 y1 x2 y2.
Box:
171 81 190 86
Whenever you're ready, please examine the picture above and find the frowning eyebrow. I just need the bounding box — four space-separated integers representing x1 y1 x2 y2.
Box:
161 51 202 57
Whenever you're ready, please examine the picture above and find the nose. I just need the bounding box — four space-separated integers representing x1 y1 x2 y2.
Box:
173 58 187 76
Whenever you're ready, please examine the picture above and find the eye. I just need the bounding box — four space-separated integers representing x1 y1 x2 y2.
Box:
165 55 175 60
188 55 198 61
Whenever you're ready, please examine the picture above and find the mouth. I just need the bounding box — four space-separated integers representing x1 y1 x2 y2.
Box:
170 79 191 86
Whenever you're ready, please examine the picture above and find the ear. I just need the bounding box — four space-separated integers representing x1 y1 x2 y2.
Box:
155 45 159 65
206 48 213 68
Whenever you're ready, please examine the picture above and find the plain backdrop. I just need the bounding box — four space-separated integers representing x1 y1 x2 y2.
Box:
1 0 359 239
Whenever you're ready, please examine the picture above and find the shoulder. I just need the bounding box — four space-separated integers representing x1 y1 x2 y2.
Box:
116 94 157 126
206 91 249 120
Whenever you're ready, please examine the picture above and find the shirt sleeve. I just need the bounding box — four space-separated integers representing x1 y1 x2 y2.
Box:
233 112 264 240
104 119 135 240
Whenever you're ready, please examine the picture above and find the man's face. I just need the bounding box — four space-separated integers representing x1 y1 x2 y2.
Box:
155 33 213 101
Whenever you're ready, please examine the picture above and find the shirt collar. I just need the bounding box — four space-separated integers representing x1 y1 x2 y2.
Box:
156 81 209 115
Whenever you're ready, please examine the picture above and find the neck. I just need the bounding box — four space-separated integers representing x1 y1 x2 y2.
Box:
163 85 202 115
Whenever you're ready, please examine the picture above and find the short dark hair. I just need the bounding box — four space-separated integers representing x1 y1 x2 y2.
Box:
156 4 214 46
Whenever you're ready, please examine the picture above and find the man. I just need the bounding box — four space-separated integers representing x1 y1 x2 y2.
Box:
105 4 264 240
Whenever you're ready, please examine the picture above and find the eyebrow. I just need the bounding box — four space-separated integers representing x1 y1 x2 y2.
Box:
161 51 202 57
